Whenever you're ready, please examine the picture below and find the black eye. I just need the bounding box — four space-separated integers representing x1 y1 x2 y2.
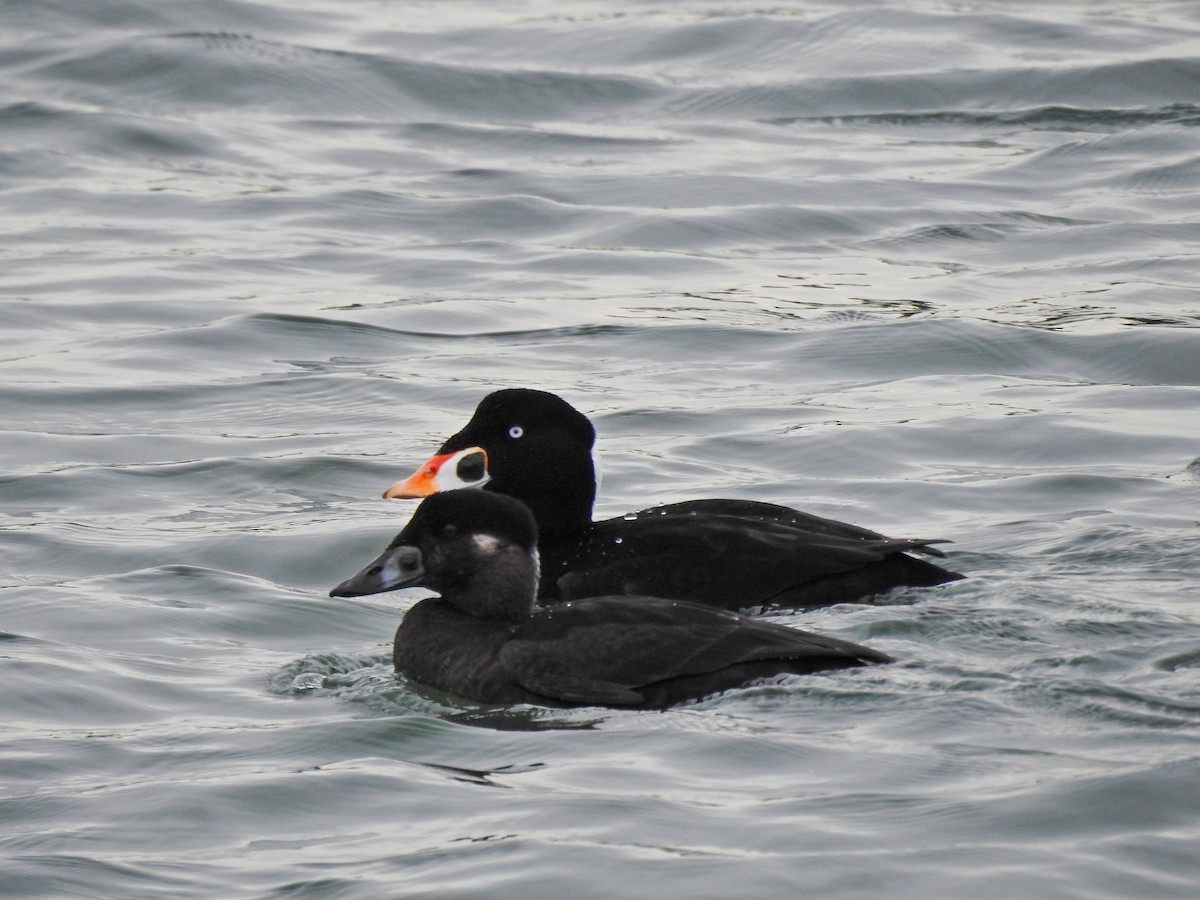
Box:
441 524 458 539
508 425 524 439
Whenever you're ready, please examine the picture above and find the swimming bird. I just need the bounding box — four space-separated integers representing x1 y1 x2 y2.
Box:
383 388 963 611
330 491 893 709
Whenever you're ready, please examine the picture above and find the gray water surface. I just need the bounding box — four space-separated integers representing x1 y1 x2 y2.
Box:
3 1 1200 897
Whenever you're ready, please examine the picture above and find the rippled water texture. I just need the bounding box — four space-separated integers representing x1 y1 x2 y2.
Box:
3 1 1200 897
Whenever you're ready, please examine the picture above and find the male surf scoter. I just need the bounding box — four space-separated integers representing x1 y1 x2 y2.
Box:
330 491 893 709
383 388 963 611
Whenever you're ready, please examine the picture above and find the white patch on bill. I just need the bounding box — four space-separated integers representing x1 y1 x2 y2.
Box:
437 447 491 491
381 555 406 586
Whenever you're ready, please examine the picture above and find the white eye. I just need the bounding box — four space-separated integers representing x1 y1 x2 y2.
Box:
508 425 524 439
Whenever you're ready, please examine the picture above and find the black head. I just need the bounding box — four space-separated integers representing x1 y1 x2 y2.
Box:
386 389 599 538
330 491 540 621
394 488 538 554
439 389 595 453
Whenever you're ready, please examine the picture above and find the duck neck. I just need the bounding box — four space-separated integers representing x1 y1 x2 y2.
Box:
513 487 592 540
443 545 540 622
488 446 596 539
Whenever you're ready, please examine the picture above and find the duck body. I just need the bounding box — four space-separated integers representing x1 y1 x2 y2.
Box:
543 498 959 608
385 389 963 611
392 594 892 709
331 491 892 710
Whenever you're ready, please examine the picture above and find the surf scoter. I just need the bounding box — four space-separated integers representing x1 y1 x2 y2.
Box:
330 491 893 709
383 388 963 611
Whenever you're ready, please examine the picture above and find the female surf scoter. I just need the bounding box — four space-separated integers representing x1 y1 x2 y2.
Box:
330 491 892 709
383 388 963 611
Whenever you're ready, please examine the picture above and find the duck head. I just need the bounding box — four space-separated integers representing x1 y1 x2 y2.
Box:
382 389 598 537
331 490 542 621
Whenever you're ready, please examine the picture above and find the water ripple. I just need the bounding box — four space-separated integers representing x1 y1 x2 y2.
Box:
5 1 1200 897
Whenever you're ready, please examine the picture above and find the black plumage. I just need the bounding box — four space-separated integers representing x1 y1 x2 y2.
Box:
331 491 893 709
384 388 963 611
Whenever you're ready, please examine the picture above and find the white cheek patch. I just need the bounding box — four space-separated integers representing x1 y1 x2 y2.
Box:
435 448 492 491
472 533 504 555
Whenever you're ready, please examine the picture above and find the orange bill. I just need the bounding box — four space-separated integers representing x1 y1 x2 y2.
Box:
383 447 490 499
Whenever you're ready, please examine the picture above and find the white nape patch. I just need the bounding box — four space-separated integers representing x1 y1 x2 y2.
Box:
530 547 541 587
472 533 504 556
591 445 603 497
436 447 491 491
